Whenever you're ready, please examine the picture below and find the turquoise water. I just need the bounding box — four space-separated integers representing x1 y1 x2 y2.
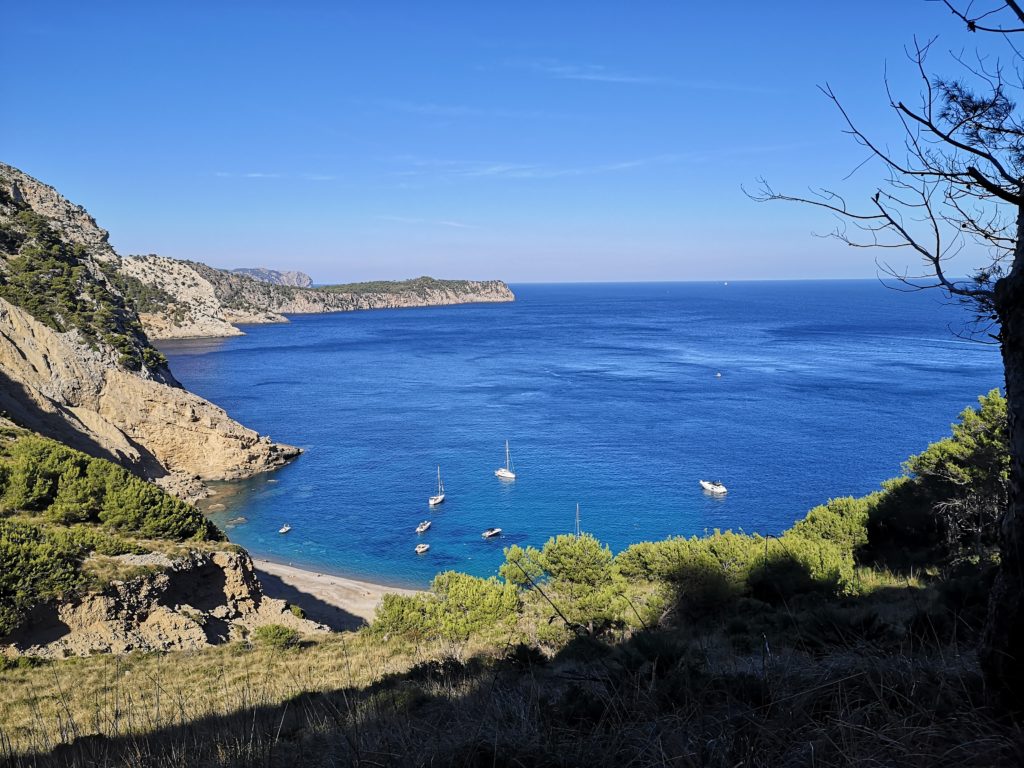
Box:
159 281 1002 588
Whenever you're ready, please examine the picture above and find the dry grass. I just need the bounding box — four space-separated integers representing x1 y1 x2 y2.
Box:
2 620 1023 767
0 631 437 758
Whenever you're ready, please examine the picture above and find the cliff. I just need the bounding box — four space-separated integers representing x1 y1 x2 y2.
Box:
4 548 325 658
119 259 514 340
0 163 299 493
232 267 313 287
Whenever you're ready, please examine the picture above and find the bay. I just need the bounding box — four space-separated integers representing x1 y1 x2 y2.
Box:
159 281 1002 588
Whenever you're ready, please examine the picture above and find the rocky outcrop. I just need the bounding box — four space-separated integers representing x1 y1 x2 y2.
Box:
2 548 326 658
122 258 515 340
232 267 314 287
0 163 299 493
0 297 299 485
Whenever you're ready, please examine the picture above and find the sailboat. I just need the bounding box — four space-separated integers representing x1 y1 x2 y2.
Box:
494 440 516 480
429 466 445 506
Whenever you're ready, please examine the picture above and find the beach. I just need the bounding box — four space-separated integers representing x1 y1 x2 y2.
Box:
253 559 419 632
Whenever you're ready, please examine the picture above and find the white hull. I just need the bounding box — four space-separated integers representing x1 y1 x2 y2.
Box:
494 468 516 480
415 543 430 554
416 521 432 534
699 480 727 495
482 528 502 538
429 493 445 506
278 525 291 534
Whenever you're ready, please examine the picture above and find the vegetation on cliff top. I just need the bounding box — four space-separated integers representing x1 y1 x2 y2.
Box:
0 428 221 637
319 275 499 297
0 200 167 372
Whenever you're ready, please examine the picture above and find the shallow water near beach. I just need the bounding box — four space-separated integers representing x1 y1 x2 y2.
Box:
160 281 1002 588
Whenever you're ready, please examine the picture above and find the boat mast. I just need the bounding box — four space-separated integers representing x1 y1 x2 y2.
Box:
575 503 581 537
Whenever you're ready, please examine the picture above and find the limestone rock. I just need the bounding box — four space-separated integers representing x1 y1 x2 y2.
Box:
2 549 327 658
232 267 314 287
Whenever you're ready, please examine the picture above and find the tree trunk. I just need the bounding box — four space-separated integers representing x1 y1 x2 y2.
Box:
982 210 1024 711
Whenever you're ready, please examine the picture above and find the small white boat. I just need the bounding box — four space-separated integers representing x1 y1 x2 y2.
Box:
482 527 502 539
494 440 516 480
415 543 430 554
278 524 292 534
429 466 445 506
699 480 728 495
415 520 431 534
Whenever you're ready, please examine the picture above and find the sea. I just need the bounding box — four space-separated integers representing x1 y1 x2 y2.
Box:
158 281 1003 589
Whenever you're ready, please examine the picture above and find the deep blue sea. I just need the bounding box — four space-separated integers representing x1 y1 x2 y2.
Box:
159 281 1002 588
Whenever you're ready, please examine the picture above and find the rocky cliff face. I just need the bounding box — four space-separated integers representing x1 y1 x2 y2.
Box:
120 260 514 340
232 267 314 287
3 548 326 658
0 163 299 494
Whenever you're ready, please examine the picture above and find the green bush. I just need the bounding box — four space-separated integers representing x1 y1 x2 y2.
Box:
0 435 220 541
252 624 301 650
0 519 85 636
429 571 519 642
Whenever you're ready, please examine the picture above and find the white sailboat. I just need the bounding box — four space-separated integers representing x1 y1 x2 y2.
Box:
495 440 516 480
429 466 445 506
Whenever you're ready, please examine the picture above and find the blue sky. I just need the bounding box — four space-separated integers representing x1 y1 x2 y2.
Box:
3 2 984 282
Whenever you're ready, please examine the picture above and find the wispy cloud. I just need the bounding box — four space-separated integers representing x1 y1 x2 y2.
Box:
375 215 478 229
522 58 660 84
378 99 568 121
511 58 782 94
390 154 684 181
213 171 334 181
389 142 813 183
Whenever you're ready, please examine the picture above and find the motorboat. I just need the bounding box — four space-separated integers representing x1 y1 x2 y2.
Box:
429 466 445 506
699 480 728 495
494 440 516 480
278 524 292 534
415 543 430 554
416 520 432 534
482 527 502 538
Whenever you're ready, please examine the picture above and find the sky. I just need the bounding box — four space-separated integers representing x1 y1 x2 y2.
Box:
1 2 995 283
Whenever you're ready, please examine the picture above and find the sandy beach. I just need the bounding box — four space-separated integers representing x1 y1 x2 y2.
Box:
253 559 420 632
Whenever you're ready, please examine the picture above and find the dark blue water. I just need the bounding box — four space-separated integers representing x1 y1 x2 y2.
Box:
159 281 1002 588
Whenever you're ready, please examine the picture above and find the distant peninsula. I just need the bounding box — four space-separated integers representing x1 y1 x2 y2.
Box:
122 256 516 340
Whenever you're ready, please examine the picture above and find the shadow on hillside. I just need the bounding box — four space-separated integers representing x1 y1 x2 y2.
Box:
254 569 366 632
12 570 1017 768
0 368 167 480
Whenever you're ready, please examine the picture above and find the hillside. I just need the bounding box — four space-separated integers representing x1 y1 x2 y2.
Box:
0 425 322 659
0 163 299 496
119 258 515 340
231 267 313 287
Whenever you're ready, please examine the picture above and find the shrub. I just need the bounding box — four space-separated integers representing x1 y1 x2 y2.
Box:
373 593 432 638
0 434 219 541
0 519 85 636
252 624 301 650
429 571 519 643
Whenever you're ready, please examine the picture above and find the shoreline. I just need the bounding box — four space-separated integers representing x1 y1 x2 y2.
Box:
252 558 420 631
